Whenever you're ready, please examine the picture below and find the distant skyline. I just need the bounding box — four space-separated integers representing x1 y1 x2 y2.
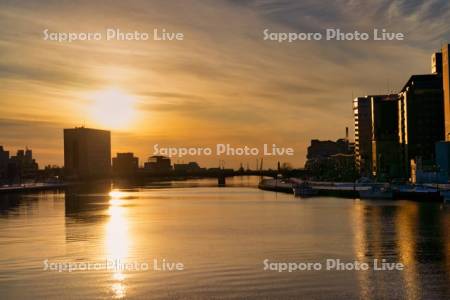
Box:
1 0 450 168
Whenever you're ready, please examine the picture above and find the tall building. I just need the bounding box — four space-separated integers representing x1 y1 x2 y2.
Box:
353 96 372 177
432 52 442 74
443 44 450 140
112 153 139 176
370 94 402 179
399 74 445 176
64 127 111 179
0 146 10 182
353 46 449 181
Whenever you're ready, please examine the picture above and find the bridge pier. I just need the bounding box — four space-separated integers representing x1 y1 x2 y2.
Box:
218 174 226 186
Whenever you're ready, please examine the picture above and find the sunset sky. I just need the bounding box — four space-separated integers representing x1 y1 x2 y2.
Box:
1 0 449 168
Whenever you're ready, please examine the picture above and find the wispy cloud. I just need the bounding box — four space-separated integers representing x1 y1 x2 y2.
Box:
0 0 449 167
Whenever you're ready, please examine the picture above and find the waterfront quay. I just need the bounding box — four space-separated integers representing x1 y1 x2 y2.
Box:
259 178 450 202
0 182 68 194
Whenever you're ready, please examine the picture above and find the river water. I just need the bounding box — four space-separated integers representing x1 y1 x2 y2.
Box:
0 177 449 299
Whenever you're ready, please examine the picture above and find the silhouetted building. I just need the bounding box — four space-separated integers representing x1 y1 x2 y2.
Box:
0 146 10 182
370 94 403 180
435 141 450 183
64 127 111 179
352 46 449 181
144 156 172 173
353 96 373 177
112 153 139 176
305 153 356 181
399 74 445 177
42 165 64 181
306 138 353 161
432 52 442 74
9 148 39 180
305 137 356 181
442 45 450 140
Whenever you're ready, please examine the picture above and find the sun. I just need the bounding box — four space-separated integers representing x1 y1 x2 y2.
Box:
90 88 137 130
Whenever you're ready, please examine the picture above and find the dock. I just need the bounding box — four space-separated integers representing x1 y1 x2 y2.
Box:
258 178 450 202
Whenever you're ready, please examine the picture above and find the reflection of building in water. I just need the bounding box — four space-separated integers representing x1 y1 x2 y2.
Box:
352 201 450 299
413 204 448 297
351 203 404 299
395 203 448 298
0 193 34 215
351 202 371 300
64 183 131 299
64 182 111 218
64 182 111 242
442 208 450 284
350 202 448 299
395 203 419 299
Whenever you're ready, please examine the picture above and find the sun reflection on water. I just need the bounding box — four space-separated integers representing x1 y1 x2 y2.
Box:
106 189 130 299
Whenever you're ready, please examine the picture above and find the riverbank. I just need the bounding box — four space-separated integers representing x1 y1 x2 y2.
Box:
259 178 450 202
0 183 68 194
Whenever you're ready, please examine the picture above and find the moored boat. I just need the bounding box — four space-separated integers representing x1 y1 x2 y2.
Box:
258 178 293 193
359 185 393 199
394 185 442 202
292 182 319 197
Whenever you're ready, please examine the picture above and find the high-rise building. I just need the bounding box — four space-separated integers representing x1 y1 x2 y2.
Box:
354 46 449 180
0 146 10 182
353 96 372 177
112 153 139 175
442 44 450 140
399 74 445 175
432 52 442 74
370 94 402 179
64 127 111 179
